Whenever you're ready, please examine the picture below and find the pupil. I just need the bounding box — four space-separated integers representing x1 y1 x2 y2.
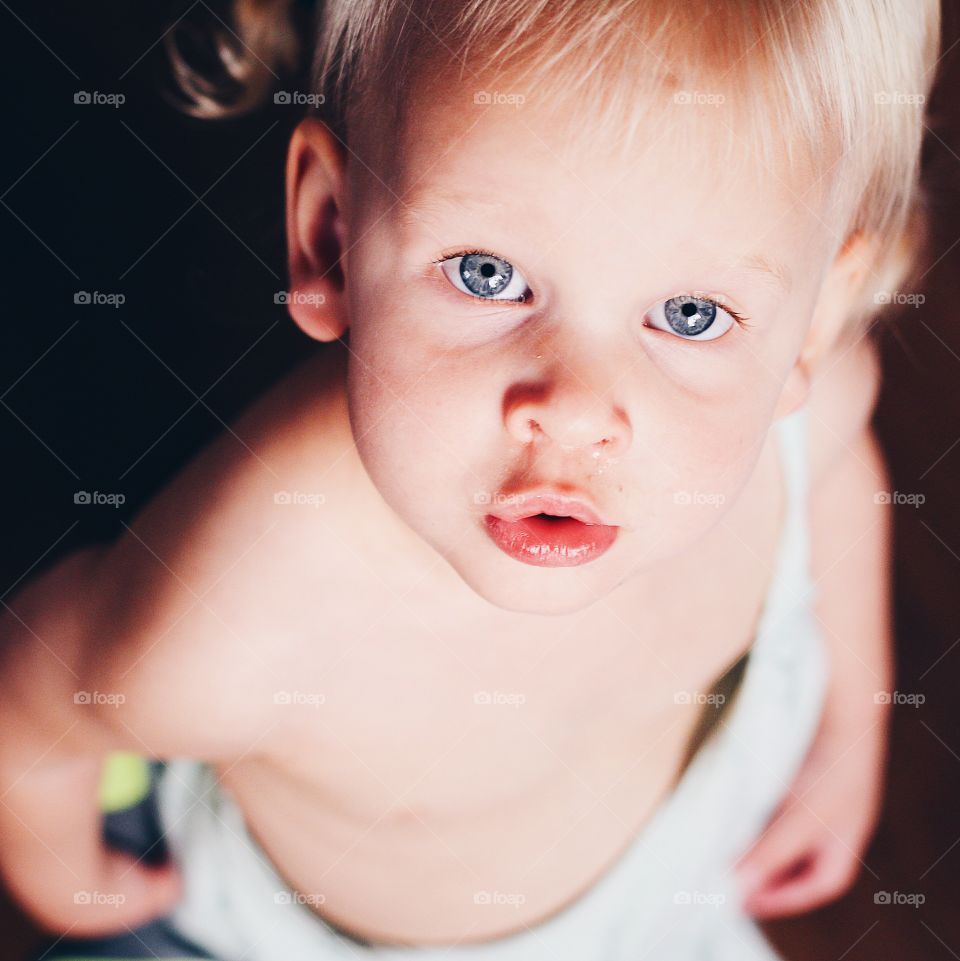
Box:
681 302 698 317
480 262 496 278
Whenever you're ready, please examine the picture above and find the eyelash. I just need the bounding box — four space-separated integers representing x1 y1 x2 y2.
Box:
432 247 532 304
675 292 754 330
432 248 754 328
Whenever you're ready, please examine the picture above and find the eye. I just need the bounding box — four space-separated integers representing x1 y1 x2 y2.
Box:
646 295 737 342
439 250 531 302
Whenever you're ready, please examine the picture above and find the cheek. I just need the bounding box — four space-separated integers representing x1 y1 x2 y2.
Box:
677 400 769 494
347 353 491 498
349 296 498 449
620 412 766 550
640 332 777 411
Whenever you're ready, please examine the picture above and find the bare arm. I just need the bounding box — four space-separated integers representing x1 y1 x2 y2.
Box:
735 334 895 917
806 335 894 723
810 424 895 727
0 348 350 938
0 546 182 935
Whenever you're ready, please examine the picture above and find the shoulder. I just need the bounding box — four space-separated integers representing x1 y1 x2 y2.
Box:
804 334 883 492
233 341 352 460
86 346 355 760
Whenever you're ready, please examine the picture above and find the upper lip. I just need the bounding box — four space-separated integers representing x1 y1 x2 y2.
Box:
487 489 615 526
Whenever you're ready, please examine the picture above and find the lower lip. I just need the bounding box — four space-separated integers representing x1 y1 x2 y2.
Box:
482 513 619 567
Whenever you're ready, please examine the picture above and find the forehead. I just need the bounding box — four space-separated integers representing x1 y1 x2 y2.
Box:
375 70 832 286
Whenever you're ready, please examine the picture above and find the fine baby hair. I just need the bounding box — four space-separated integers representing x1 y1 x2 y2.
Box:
167 0 941 344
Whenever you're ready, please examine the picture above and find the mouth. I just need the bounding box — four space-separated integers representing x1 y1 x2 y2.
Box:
482 492 619 568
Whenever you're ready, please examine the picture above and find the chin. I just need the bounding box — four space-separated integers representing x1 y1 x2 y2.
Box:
452 562 614 618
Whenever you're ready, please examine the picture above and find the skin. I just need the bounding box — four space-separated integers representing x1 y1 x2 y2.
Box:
0 64 894 941
735 422 894 918
288 68 893 921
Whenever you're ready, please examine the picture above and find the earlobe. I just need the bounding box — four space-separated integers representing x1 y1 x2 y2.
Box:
774 231 878 421
773 354 812 419
285 117 349 342
804 231 879 367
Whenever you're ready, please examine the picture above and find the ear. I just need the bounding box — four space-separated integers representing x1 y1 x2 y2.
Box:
773 230 880 419
285 117 349 341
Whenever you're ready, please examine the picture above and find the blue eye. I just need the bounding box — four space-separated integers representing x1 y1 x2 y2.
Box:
647 295 735 341
439 250 531 302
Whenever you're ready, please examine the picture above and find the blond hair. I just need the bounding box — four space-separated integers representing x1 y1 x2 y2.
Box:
169 0 942 335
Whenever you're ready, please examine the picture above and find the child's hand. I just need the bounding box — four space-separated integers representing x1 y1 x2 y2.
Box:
0 748 184 936
0 546 184 936
732 693 891 919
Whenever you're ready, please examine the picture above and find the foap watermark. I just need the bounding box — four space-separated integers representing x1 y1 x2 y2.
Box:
74 690 126 707
874 890 926 907
874 91 926 106
274 290 325 306
274 490 326 508
473 491 524 508
74 490 126 508
274 690 326 708
473 90 526 107
674 890 726 906
473 890 527 907
474 690 526 708
75 291 125 308
673 90 725 106
74 890 126 906
874 490 925 508
674 690 726 708
874 690 925 707
874 290 925 308
274 890 326 906
274 91 326 107
674 490 725 508
74 90 125 108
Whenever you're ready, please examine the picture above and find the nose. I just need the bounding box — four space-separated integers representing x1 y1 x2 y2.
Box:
504 370 632 457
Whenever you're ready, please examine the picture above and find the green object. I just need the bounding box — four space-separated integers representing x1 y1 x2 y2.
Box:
97 751 151 812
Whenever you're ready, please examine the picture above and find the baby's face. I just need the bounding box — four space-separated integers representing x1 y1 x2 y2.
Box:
336 76 838 615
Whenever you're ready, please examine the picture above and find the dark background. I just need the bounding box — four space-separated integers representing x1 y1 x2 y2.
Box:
1 2 959 958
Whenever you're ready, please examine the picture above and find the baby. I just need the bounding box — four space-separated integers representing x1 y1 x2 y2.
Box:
0 1 942 959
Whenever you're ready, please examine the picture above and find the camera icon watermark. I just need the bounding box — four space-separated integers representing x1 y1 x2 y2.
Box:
472 491 524 508
674 690 726 707
874 490 924 507
473 689 526 708
273 490 326 508
274 291 326 306
673 889 727 906
874 890 926 906
274 890 326 905
673 90 725 106
874 91 925 106
74 90 125 108
673 490 726 507
874 290 924 308
874 690 925 707
273 690 326 708
74 291 125 308
473 90 526 107
74 890 127 906
473 890 526 907
74 490 126 508
74 690 126 707
274 91 326 107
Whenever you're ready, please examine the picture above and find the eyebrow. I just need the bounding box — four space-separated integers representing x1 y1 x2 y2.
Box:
399 193 794 294
397 191 505 230
733 253 793 294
